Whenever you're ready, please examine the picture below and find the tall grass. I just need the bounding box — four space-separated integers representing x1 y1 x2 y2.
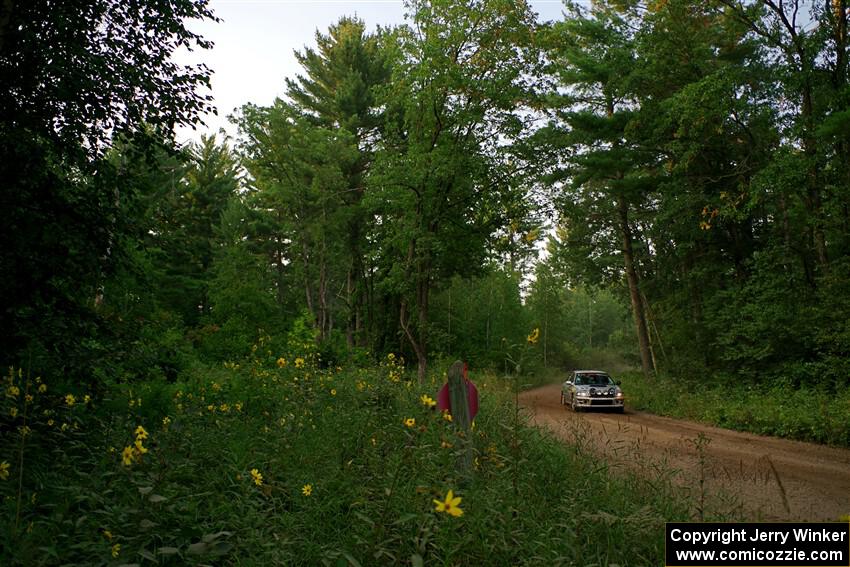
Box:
620 371 850 447
1 355 691 565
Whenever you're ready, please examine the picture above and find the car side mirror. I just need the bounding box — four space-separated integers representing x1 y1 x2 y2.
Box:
564 381 572 386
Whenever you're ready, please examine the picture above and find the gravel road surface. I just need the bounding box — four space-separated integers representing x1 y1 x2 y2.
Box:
520 384 850 521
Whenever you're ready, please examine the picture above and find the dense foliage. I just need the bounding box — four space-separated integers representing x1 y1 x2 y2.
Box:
539 0 850 385
1 0 849 560
0 0 217 384
9 0 847 392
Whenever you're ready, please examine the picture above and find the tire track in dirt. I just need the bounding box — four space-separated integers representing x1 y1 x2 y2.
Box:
520 383 850 521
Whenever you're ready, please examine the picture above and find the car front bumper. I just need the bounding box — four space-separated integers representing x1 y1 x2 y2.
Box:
575 396 624 408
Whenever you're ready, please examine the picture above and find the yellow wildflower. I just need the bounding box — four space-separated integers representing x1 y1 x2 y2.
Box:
37 384 47 393
121 446 135 466
330 389 337 396
134 425 148 441
420 394 436 408
211 382 221 391
276 357 287 368
442 411 453 422
83 394 91 404
0 461 9 480
47 419 54 426
207 404 215 412
404 417 416 428
10 407 17 418
294 357 305 368
65 394 76 406
6 385 20 397
387 353 395 361
134 439 148 455
527 327 540 345
433 489 463 517
103 529 113 540
25 394 33 403
162 416 171 427
111 543 120 558
302 484 312 496
219 403 230 412
250 468 263 486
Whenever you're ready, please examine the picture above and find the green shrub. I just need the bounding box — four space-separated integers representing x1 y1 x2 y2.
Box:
621 371 850 446
1 359 691 565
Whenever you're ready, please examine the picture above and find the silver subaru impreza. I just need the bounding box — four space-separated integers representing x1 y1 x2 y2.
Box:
560 370 624 413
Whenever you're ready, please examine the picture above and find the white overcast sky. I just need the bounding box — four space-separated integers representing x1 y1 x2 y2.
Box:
175 0 568 144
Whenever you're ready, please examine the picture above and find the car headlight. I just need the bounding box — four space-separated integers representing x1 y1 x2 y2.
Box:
615 392 624 399
576 391 589 397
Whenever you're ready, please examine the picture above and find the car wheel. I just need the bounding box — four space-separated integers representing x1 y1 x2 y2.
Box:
570 395 581 413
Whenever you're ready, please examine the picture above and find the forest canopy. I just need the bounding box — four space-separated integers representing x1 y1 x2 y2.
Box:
2 0 849 389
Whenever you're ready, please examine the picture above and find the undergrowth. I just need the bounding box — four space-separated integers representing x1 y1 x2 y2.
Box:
620 371 850 447
2 346 690 566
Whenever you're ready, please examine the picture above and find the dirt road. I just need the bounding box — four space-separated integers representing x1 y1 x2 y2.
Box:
519 384 850 521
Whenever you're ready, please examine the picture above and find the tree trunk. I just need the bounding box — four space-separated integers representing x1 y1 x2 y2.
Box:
618 196 654 378
275 235 286 308
300 238 315 321
398 239 429 383
414 259 431 383
447 285 452 354
800 66 829 270
836 0 848 87
346 230 365 348
543 311 548 368
346 266 354 348
833 0 850 255
642 291 667 366
400 297 428 383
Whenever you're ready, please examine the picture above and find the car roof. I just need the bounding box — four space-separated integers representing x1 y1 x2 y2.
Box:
574 370 608 374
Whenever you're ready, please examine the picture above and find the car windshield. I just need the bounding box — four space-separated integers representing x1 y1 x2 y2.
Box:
576 374 612 386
